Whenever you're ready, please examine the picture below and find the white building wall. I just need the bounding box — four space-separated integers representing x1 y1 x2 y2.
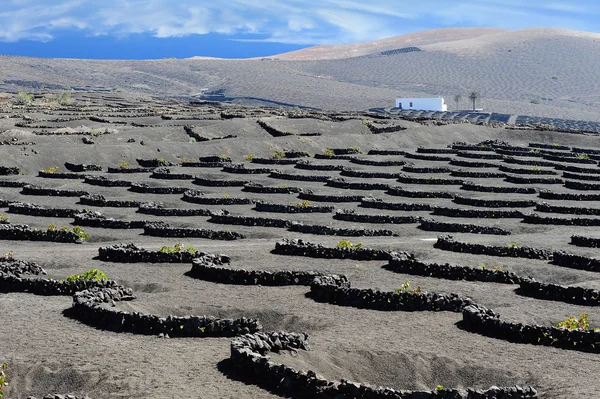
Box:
395 97 447 112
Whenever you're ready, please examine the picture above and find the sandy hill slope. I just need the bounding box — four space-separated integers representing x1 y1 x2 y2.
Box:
271 27 509 61
1 28 600 122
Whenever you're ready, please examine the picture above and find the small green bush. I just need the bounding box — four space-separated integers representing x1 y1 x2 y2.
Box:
66 269 107 282
272 151 286 160
72 226 90 241
557 313 590 331
0 363 7 398
576 153 590 160
43 166 60 174
506 242 520 250
244 154 255 162
117 161 131 169
296 200 312 208
159 243 196 253
336 238 363 249
16 91 34 105
530 99 540 104
394 281 422 294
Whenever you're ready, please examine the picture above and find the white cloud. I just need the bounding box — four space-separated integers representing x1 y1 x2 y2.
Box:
0 0 598 45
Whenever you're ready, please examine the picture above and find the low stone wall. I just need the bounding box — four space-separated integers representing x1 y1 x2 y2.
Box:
181 161 230 168
385 253 520 284
571 235 600 248
129 183 188 194
334 209 421 224
98 243 204 263
150 168 194 180
564 180 600 191
563 171 600 181
359 197 431 211
450 170 508 178
0 180 26 187
535 202 600 215
272 238 393 260
136 158 175 167
416 147 456 154
552 251 600 272
137 202 222 216
182 191 255 205
340 168 401 179
310 276 472 312
349 158 406 166
21 184 88 197
456 151 504 160
193 177 247 186
70 286 260 337
504 176 564 185
297 191 363 203
462 304 600 353
434 235 552 260
367 123 406 134
254 202 334 213
558 164 600 175
269 171 330 182
313 154 354 160
84 176 132 187
79 194 141 207
0 166 20 175
402 165 452 173
294 160 344 171
38 171 89 179
242 182 301 194
0 256 46 276
503 157 560 168
230 330 537 399
538 190 600 201
288 222 397 237
257 119 320 137
64 162 102 172
419 219 511 235
251 157 298 165
518 278 600 306
223 164 274 174
449 159 497 168
74 213 147 229
386 187 454 199
0 271 129 296
0 224 83 243
367 149 405 155
107 167 154 173
209 214 293 228
452 196 536 208
461 182 537 194
432 207 524 219
143 222 244 240
188 254 347 286
404 153 452 162
523 214 600 226
499 165 558 175
397 175 464 185
8 202 82 218
529 142 570 150
326 178 390 191
572 146 600 154
542 154 596 164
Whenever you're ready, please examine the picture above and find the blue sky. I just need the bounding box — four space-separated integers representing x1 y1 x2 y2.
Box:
0 0 597 59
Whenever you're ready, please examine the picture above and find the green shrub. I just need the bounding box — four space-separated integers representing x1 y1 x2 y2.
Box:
0 214 8 223
159 243 196 253
324 148 334 156
576 153 590 160
156 157 169 166
296 200 312 208
336 238 363 249
66 269 107 282
16 91 34 105
0 363 7 398
117 161 131 169
506 242 520 250
55 90 71 105
530 99 541 104
394 281 422 294
244 154 255 162
272 151 286 160
72 226 90 241
43 166 60 174
557 313 590 331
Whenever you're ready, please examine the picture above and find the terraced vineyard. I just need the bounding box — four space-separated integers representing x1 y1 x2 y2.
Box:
2 93 600 398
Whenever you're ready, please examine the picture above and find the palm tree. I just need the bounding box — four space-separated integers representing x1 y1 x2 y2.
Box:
468 91 480 111
453 94 462 111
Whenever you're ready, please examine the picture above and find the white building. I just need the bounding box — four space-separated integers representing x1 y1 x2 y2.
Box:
395 97 447 112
